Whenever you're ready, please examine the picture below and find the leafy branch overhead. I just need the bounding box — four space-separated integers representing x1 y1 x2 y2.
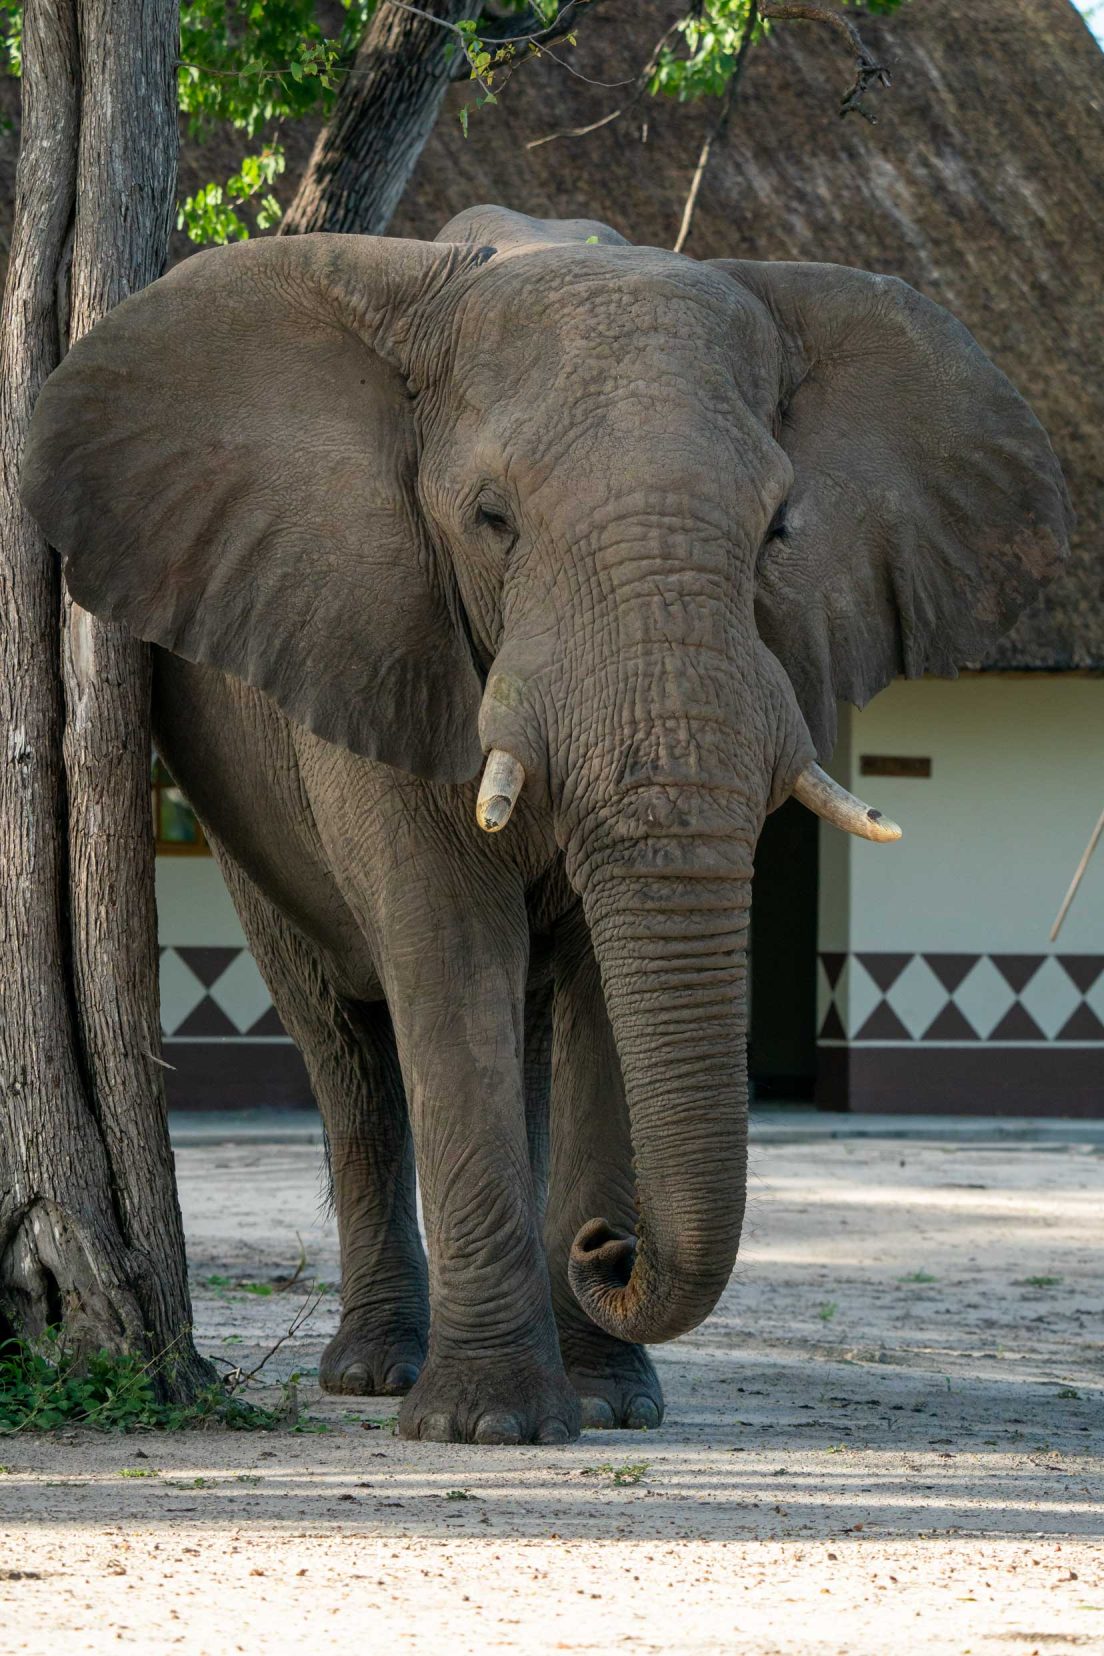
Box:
0 0 905 249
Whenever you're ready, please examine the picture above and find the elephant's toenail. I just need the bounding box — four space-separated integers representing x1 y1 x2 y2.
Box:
579 1397 616 1429
473 1412 522 1445
340 1362 370 1394
625 1397 661 1430
537 1419 572 1445
419 1412 457 1442
383 1362 420 1394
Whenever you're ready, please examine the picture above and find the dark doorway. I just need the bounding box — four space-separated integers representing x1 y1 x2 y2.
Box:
750 798 819 1102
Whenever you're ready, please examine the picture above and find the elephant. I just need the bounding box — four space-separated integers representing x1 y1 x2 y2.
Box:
21 205 1070 1445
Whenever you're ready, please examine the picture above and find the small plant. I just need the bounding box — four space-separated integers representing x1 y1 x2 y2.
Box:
818 1301 839 1323
200 1274 274 1297
1013 1275 1063 1289
0 1332 287 1436
445 1488 475 1501
582 1461 650 1486
118 1466 160 1479
897 1270 938 1284
1056 1387 1081 1400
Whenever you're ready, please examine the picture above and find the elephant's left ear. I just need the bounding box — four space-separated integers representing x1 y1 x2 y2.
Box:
710 259 1073 759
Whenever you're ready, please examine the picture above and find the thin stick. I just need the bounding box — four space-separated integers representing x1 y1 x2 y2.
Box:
525 16 683 150
222 1282 328 1391
1049 804 1104 941
527 106 624 150
673 1 758 253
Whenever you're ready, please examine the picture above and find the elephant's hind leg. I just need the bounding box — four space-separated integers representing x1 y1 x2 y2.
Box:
212 849 429 1396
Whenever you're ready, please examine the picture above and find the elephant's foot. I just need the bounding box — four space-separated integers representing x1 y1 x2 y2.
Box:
559 1326 664 1430
397 1349 581 1445
319 1315 426 1396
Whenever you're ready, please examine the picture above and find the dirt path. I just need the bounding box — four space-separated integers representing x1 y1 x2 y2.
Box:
2 1124 1101 1654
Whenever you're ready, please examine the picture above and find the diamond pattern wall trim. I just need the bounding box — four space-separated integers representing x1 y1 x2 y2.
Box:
163 946 1104 1049
818 954 1104 1045
160 946 289 1040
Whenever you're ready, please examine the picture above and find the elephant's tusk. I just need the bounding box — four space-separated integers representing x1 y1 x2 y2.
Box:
476 749 526 833
791 762 902 843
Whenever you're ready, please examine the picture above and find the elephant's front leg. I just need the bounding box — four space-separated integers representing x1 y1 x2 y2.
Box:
545 905 664 1430
377 860 579 1446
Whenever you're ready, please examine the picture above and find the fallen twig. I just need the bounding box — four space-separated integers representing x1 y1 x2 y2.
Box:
221 1282 328 1394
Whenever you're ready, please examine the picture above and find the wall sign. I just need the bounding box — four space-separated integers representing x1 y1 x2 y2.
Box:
859 755 932 779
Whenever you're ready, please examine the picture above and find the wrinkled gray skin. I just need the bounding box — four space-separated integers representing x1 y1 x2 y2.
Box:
21 207 1070 1445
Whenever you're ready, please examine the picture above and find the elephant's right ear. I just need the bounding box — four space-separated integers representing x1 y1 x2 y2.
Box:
21 234 488 784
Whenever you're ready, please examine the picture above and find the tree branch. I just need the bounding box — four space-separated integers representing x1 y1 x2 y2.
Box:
466 0 602 54
673 1 893 253
525 14 684 149
759 0 892 122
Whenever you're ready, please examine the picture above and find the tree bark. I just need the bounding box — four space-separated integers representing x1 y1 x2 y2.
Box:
281 0 483 238
0 0 211 1398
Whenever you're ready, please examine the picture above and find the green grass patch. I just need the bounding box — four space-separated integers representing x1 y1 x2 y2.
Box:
200 1274 275 1297
582 1461 650 1486
1013 1275 1063 1289
0 1333 288 1436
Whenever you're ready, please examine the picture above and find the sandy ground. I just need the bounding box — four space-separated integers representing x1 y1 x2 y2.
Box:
1 1118 1101 1655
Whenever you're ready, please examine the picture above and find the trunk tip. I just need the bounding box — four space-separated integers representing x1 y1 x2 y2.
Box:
568 1219 638 1338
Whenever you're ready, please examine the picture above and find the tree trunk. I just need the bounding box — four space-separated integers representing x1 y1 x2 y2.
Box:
281 0 483 238
0 0 211 1397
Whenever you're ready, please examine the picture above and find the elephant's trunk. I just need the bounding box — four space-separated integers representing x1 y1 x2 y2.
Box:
476 500 802 1346
565 851 751 1344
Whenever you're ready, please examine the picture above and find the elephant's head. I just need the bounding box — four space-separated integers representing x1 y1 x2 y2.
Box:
21 205 1071 1346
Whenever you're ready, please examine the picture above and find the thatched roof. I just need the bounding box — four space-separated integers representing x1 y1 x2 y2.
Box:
389 0 1103 672
2 0 1099 668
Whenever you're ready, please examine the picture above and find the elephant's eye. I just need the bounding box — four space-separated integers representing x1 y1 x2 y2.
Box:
476 503 513 536
761 500 794 572
766 501 789 542
757 502 789 574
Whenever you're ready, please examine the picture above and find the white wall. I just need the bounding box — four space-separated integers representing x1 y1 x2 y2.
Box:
818 675 1104 1051
156 856 246 946
824 675 1104 954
